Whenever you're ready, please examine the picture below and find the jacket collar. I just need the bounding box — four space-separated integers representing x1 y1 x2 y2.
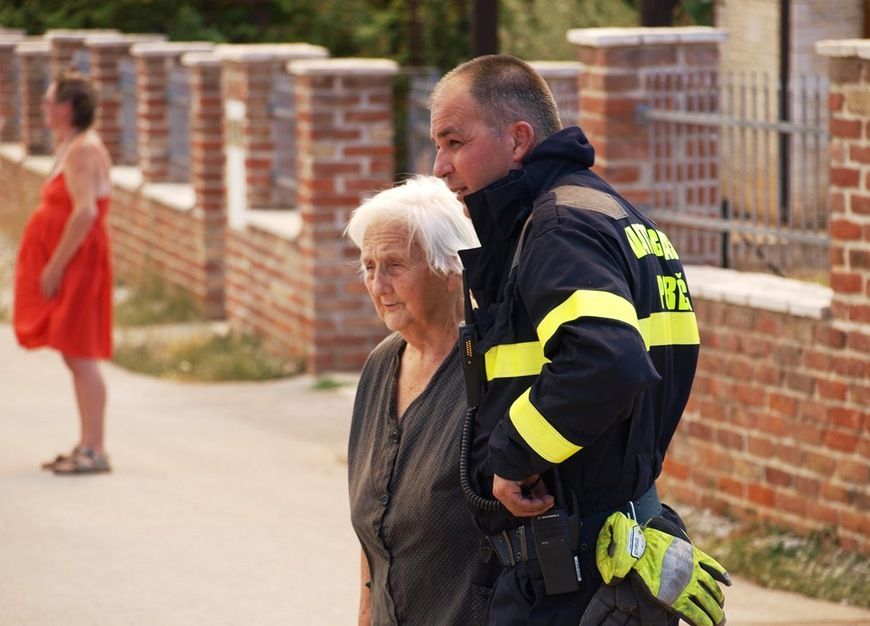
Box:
462 127 596 247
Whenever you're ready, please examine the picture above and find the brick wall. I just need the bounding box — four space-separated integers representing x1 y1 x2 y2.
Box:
655 39 870 554
657 268 868 551
0 34 24 142
224 59 397 372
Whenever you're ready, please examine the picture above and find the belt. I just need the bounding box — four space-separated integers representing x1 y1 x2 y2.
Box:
487 483 662 567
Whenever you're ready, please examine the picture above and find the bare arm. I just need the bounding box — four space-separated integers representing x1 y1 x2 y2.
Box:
40 142 103 298
359 550 372 626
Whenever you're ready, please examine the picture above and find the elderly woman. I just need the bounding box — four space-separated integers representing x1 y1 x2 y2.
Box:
14 70 113 474
346 175 500 625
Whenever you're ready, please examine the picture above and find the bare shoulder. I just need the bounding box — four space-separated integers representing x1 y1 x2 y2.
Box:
66 132 112 175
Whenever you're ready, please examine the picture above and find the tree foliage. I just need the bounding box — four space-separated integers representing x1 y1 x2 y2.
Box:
0 0 709 70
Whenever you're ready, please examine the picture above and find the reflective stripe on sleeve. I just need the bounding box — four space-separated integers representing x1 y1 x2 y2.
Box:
537 289 640 347
485 342 550 381
638 311 700 349
509 388 582 464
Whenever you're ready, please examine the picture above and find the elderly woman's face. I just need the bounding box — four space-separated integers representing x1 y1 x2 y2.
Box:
362 221 452 338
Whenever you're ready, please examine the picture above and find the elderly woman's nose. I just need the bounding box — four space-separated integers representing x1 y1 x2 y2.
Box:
369 265 391 293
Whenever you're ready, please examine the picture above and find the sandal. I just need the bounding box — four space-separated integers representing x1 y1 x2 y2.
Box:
41 445 82 471
52 447 112 475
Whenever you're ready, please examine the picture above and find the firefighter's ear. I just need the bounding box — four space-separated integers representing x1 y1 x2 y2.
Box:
510 121 535 164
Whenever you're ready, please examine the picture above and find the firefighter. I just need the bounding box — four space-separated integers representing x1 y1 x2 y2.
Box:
429 54 730 625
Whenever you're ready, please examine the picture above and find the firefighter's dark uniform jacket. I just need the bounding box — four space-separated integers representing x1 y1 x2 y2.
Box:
459 126 699 548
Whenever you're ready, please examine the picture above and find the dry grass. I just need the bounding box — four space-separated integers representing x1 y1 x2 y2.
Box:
681 507 870 608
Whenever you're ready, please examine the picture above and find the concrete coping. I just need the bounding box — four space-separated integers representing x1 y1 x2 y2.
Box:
528 61 583 77
109 165 143 192
0 33 25 46
216 43 328 62
45 28 120 42
130 41 214 58
245 208 302 240
14 40 51 55
287 58 399 76
85 33 168 48
684 265 832 320
142 181 196 212
15 152 54 177
0 28 25 36
816 39 870 60
567 26 727 48
182 51 223 68
0 142 26 163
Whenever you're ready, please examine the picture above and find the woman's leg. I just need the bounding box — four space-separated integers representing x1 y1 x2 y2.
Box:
61 355 106 454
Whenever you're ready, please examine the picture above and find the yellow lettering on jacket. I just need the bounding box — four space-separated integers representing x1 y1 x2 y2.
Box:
623 225 681 261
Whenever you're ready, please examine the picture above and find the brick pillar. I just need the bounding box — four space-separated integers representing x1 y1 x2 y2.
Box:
0 34 25 142
817 40 870 332
130 42 213 182
530 61 583 127
289 58 398 372
218 43 328 211
568 27 725 207
183 52 225 214
15 40 51 156
85 34 166 164
46 29 119 76
183 51 226 316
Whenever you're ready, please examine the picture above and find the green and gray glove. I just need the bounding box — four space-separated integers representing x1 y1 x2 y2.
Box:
595 511 732 626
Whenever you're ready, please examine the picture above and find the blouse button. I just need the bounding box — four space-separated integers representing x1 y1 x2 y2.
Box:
380 494 389 506
389 430 400 443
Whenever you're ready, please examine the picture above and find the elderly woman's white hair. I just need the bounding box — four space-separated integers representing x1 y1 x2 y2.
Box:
345 175 479 276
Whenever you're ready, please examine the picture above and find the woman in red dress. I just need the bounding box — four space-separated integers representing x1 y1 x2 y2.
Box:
14 70 113 474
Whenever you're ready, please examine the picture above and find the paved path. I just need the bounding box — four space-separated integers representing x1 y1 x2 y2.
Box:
1 325 868 625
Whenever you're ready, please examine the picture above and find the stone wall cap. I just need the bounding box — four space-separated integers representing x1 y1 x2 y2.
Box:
288 57 398 76
216 43 328 62
528 60 583 76
182 51 222 67
816 39 870 59
567 26 726 47
85 33 168 47
685 265 832 320
130 41 214 57
0 33 25 46
45 28 119 42
245 209 302 240
15 40 51 55
0 28 25 36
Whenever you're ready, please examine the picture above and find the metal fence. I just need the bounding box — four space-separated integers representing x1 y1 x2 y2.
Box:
72 47 90 75
270 72 296 207
640 70 829 281
166 63 191 182
119 57 138 164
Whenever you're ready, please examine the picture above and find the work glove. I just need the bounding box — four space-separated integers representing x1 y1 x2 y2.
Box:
595 511 732 626
579 574 672 626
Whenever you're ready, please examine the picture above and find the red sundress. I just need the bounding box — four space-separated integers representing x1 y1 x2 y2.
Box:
13 172 113 358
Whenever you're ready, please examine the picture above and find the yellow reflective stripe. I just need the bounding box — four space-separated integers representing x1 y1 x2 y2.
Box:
484 342 550 381
509 388 582 463
537 290 640 346
638 311 700 349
